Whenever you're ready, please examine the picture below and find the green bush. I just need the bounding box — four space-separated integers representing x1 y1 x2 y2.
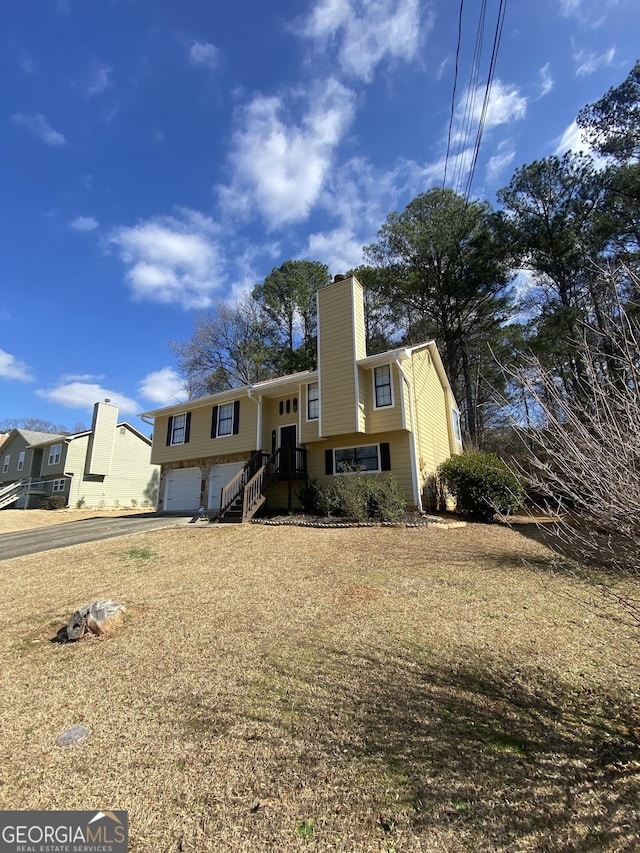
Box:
437 452 525 522
40 494 67 510
323 472 406 522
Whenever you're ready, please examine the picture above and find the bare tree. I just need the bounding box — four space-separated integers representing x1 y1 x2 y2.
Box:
505 265 640 627
170 295 276 398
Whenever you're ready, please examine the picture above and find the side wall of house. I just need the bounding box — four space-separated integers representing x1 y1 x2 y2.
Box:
0 434 32 483
409 348 454 507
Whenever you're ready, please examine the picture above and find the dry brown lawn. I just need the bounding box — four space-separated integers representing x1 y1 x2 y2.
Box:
0 521 638 852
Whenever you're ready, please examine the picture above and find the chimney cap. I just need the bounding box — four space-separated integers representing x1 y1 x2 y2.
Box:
333 274 347 282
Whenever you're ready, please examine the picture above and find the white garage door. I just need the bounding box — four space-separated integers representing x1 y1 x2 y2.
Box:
208 462 245 510
163 467 202 511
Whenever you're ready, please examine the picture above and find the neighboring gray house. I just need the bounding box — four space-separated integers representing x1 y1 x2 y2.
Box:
0 402 159 509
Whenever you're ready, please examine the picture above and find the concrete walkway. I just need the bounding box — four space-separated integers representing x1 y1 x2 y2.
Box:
0 513 196 561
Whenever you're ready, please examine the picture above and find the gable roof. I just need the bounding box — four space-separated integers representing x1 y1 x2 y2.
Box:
11 428 67 447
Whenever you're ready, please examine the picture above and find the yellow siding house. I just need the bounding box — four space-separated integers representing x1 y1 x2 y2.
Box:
140 275 462 520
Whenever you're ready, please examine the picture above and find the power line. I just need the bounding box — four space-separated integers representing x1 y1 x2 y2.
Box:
462 0 508 203
441 0 465 193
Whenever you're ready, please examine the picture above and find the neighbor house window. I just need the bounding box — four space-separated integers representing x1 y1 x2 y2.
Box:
17 451 25 471
52 479 66 492
2 455 9 473
374 365 393 408
48 444 62 465
452 409 462 444
307 382 319 420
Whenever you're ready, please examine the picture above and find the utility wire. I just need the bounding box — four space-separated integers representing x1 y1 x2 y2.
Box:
463 0 508 203
450 0 488 194
441 0 465 193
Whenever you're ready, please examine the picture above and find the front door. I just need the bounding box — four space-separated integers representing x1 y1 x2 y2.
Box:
279 425 296 474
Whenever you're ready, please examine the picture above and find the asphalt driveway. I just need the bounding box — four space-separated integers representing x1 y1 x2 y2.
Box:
0 513 196 561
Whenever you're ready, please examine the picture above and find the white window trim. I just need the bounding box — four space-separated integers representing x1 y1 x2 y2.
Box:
52 479 66 492
170 413 187 446
2 454 9 473
333 443 381 475
373 364 394 410
48 444 62 465
306 381 319 421
217 402 234 437
17 451 25 471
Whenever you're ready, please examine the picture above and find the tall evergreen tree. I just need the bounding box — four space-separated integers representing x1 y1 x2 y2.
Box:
251 260 329 374
365 188 513 443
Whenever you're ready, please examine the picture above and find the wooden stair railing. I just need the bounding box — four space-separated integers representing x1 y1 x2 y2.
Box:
242 454 279 521
217 446 308 523
218 452 268 522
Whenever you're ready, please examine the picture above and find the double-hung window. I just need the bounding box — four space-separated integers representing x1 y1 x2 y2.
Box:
17 451 25 471
307 382 319 420
374 365 393 408
170 413 187 445
211 401 239 438
2 454 9 473
48 444 62 465
217 403 234 436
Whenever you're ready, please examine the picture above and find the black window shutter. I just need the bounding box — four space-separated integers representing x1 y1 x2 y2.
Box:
185 412 191 444
232 400 240 435
380 442 391 470
166 416 173 446
211 406 218 438
325 449 333 475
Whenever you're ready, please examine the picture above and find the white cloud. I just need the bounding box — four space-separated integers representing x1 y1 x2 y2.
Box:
218 79 356 229
189 41 219 70
70 216 99 232
554 120 590 155
86 64 112 96
485 141 515 184
0 349 34 382
573 46 616 77
36 382 139 414
451 79 527 146
109 208 225 309
11 113 66 146
538 62 554 97
300 0 427 83
560 0 583 15
139 368 188 406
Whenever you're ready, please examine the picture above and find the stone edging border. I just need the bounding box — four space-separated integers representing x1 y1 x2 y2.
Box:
251 515 466 530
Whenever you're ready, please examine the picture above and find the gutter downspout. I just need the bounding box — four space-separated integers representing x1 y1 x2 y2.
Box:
247 388 262 452
395 356 423 514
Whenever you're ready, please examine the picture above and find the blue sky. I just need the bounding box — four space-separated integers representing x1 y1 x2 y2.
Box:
1 0 638 432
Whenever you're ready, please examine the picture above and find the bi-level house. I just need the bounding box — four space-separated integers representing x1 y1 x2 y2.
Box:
0 401 159 509
140 275 462 521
